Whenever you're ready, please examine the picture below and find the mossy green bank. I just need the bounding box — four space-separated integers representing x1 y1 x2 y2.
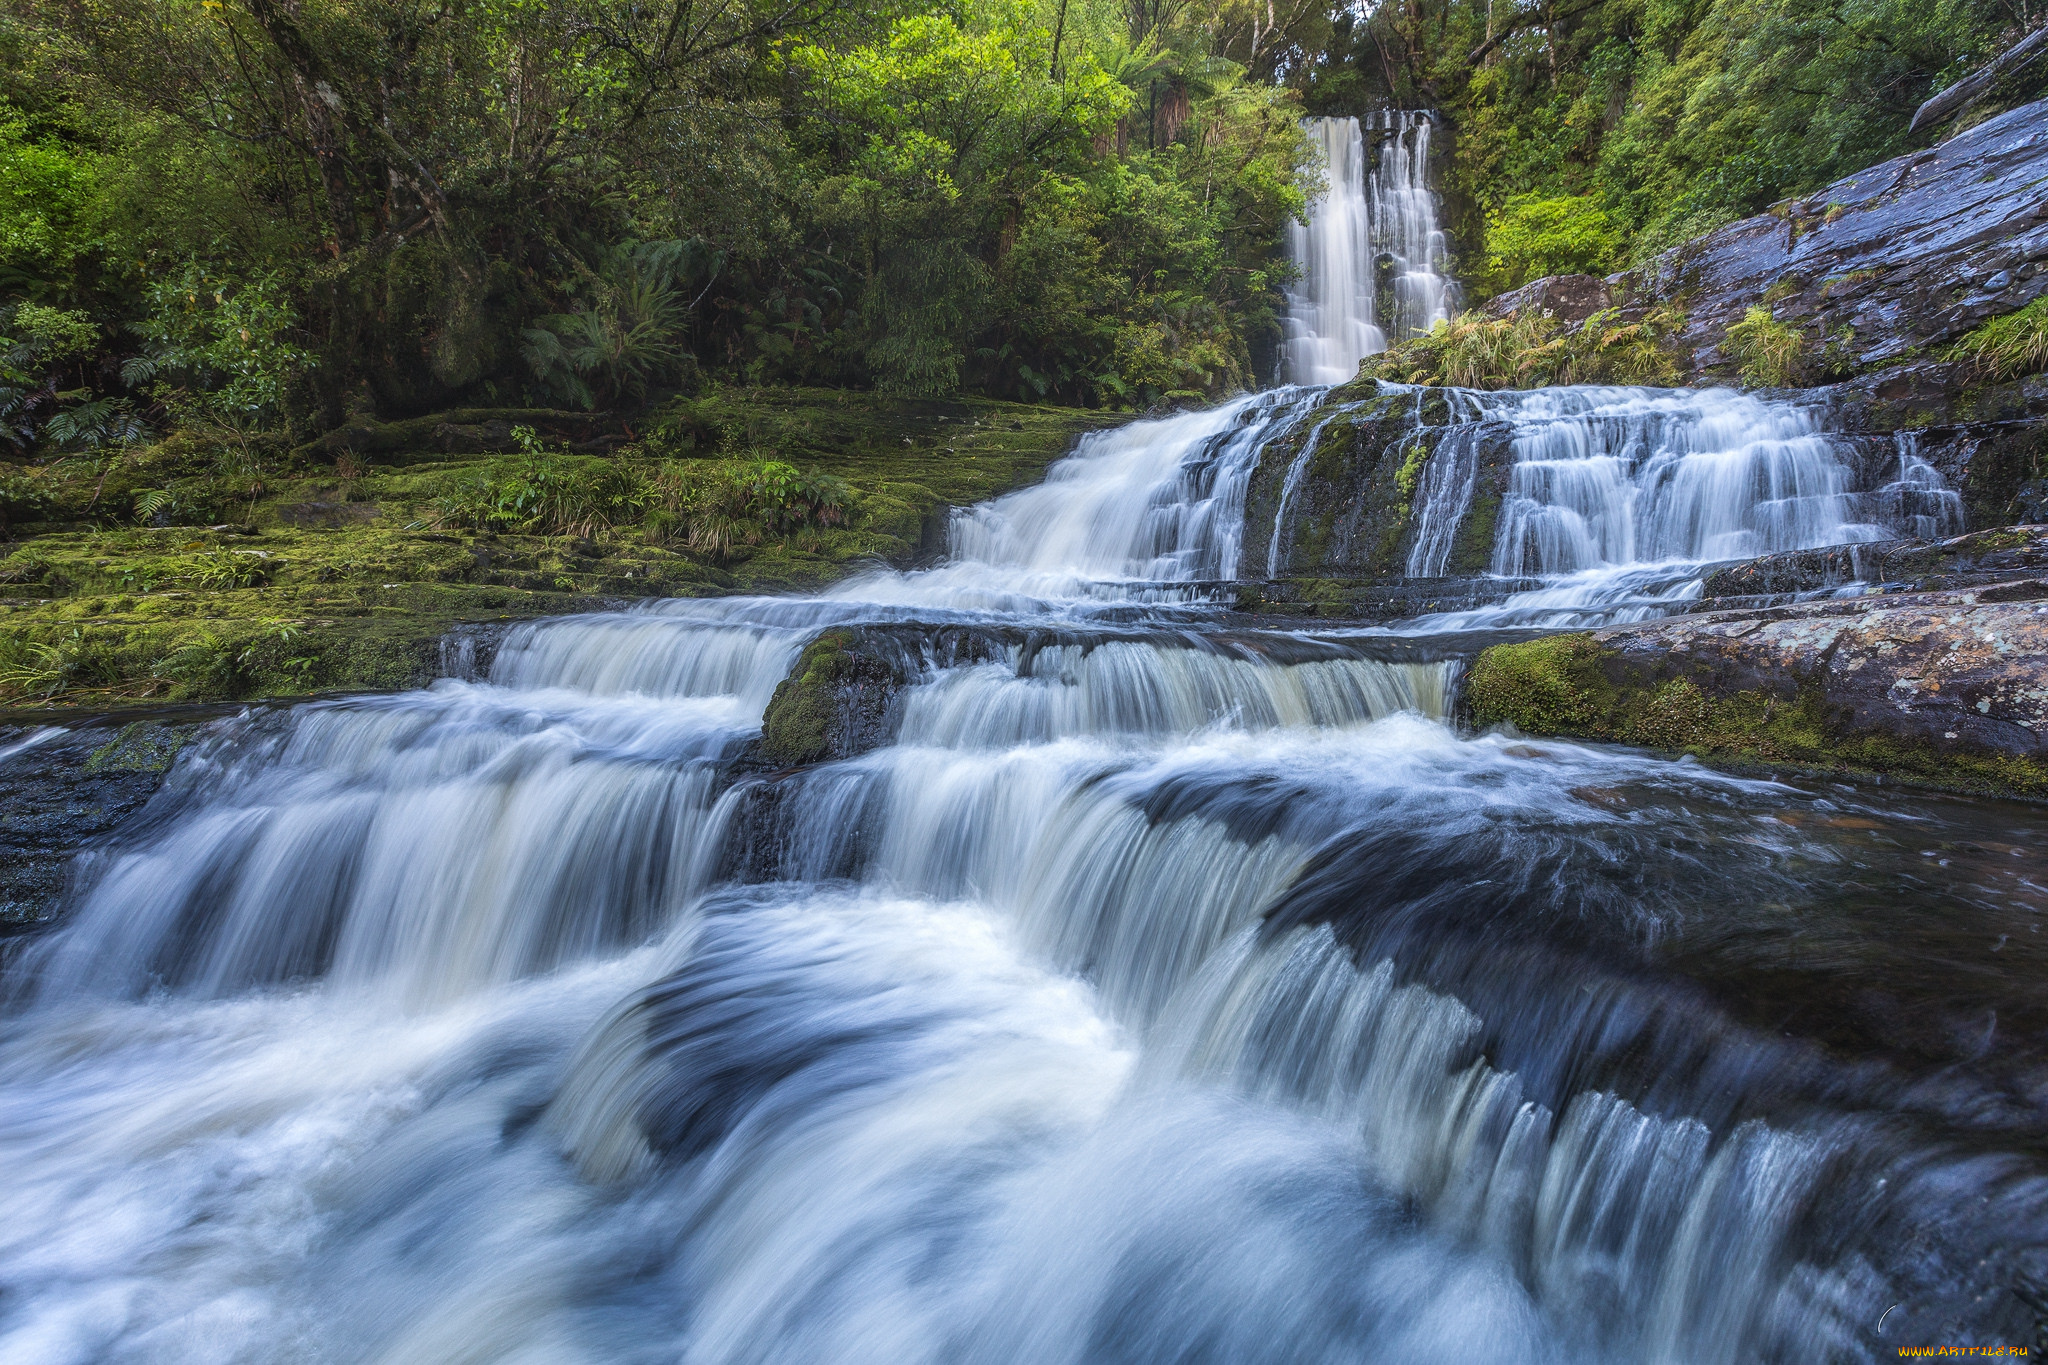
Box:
0 389 1118 711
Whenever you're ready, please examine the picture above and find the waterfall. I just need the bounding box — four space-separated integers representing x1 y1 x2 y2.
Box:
1390 384 1955 627
1283 113 1453 386
0 305 2035 1357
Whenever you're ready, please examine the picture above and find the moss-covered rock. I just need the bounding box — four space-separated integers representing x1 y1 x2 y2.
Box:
1240 383 1520 580
0 720 210 927
0 389 1121 711
1467 583 2048 798
759 630 902 764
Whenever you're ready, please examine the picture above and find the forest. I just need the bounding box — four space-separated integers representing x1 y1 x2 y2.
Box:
1 0 2041 455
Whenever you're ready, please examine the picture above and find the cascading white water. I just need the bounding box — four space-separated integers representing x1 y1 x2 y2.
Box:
0 188 2036 1365
1487 387 1884 575
903 387 1326 605
1283 113 1452 386
1393 384 1954 627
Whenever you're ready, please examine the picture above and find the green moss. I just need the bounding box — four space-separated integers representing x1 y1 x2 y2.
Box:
1394 443 1428 500
85 721 191 774
1466 634 2048 798
0 392 1117 710
1466 633 1612 732
1447 492 1500 576
759 629 883 763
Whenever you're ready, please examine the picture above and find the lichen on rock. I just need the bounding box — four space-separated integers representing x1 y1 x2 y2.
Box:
1466 583 2048 798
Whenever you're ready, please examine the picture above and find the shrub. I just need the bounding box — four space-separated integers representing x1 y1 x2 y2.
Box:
1948 296 2048 381
430 426 849 555
640 458 850 558
1722 306 1804 387
1486 195 1624 289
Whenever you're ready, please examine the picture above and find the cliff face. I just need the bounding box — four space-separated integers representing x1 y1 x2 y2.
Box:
1486 98 2048 382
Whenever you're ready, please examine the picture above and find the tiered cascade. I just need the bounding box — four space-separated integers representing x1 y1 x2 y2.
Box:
0 114 2030 1365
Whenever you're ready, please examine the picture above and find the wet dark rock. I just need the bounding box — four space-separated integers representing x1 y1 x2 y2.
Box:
1625 99 2048 379
1697 525 2048 603
759 630 901 765
1796 364 2048 526
1480 273 1614 324
1234 575 1544 623
1483 99 2047 396
0 720 205 930
436 621 516 682
1468 581 2048 796
1243 385 1516 579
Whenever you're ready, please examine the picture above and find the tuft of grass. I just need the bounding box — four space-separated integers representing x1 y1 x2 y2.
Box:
1948 296 2048 381
1361 305 1684 390
1723 306 1804 387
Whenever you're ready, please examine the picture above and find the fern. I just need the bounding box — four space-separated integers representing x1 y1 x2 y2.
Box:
1723 307 1805 387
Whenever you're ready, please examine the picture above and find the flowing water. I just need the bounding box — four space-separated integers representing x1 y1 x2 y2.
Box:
1 140 2039 1365
1284 114 1453 385
1385 383 1958 628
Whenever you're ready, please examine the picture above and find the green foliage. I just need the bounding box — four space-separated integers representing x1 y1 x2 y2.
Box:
1485 195 1623 289
430 426 850 554
1395 443 1428 499
1948 296 2048 381
522 242 714 408
1 0 1314 431
0 111 97 275
1302 0 2039 292
11 305 94 361
135 264 315 435
1365 305 1685 389
639 458 852 557
0 627 92 700
1723 306 1805 387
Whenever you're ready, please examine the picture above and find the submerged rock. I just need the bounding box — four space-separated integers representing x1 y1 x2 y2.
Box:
1468 583 2048 796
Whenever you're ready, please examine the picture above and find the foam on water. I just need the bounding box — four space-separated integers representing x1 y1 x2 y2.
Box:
0 131 2033 1364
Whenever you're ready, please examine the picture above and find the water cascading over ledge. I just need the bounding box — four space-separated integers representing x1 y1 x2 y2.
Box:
0 160 2039 1365
1244 379 1967 626
1282 113 1454 386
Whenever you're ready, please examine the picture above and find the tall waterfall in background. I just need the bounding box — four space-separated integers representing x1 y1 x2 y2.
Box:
1283 113 1453 385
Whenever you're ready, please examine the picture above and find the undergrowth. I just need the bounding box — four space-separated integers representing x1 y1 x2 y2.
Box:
1362 305 1685 390
1948 296 2048 381
1722 306 1805 387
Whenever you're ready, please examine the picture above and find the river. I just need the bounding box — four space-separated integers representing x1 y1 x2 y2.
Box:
0 117 2042 1364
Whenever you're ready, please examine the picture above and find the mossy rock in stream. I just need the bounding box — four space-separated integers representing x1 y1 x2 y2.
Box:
1467 630 2048 798
85 720 193 774
759 630 902 764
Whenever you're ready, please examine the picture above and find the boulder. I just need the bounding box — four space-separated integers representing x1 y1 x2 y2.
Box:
1467 581 2048 796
